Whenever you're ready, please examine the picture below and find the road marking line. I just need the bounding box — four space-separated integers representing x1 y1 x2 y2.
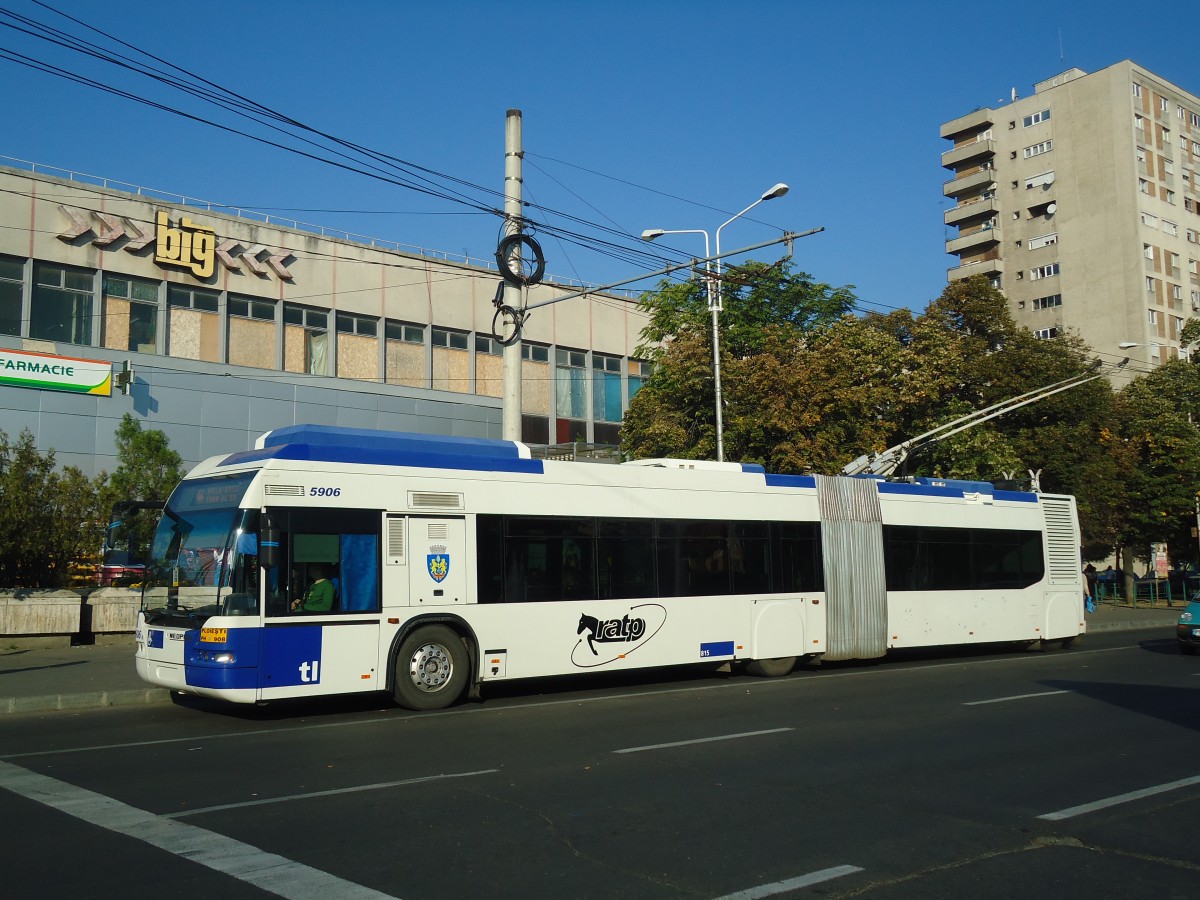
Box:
0 644 1140 762
613 728 792 754
1037 774 1200 820
711 864 865 899
0 760 397 899
164 769 498 818
963 689 1072 706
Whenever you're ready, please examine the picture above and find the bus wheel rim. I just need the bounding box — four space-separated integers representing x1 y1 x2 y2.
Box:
408 642 452 692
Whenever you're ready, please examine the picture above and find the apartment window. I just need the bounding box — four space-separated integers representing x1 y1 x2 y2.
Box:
1030 263 1060 280
1173 284 1183 301
1191 289 1200 310
1144 244 1154 260
1141 212 1159 228
555 348 588 442
1023 109 1051 127
1179 105 1186 120
474 335 502 356
32 262 94 345
336 312 378 337
1189 258 1198 275
1028 233 1058 250
1136 147 1147 164
521 343 549 363
102 274 159 353
1165 190 1176 205
1139 178 1150 194
592 354 623 424
385 321 424 344
383 320 424 389
0 254 23 336
283 303 329 376
1134 114 1144 131
1161 97 1169 113
1148 309 1158 325
1035 327 1059 339
227 294 276 370
1032 294 1062 310
1163 220 1178 236
1025 171 1054 189
1173 316 1184 337
1192 113 1200 128
228 295 274 321
1147 276 1157 292
1133 83 1142 98
1164 159 1174 175
1189 229 1199 244
1194 141 1200 155
431 327 468 350
1024 140 1053 159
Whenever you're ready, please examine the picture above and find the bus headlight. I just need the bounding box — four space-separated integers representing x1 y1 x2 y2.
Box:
213 652 236 664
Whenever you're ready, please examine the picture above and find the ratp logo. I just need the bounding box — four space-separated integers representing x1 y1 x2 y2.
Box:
570 603 667 669
428 553 449 583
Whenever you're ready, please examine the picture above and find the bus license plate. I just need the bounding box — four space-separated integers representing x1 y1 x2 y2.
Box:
200 627 228 644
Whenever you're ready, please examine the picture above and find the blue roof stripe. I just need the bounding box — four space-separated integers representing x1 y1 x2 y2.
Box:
764 474 817 489
259 425 526 460
993 490 1038 503
218 443 545 474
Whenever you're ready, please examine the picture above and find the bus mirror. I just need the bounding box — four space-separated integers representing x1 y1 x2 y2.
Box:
260 520 280 569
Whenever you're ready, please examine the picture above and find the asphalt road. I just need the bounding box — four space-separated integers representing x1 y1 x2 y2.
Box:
1 629 1197 900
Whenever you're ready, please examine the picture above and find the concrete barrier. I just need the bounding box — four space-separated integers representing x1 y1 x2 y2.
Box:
0 591 83 647
86 588 141 634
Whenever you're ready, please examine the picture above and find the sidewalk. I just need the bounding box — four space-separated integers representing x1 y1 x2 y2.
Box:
0 602 1187 716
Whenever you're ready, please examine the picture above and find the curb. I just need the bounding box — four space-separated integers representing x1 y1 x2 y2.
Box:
0 688 172 716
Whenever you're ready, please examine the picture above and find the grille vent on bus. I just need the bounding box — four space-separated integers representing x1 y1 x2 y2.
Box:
408 491 464 510
386 516 406 566
427 522 449 541
265 484 305 497
1041 497 1080 585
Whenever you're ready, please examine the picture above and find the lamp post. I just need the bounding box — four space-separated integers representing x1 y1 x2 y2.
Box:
642 183 788 462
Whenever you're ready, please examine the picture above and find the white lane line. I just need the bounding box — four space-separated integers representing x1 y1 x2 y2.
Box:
711 864 865 899
165 769 498 818
963 689 1072 706
613 728 792 755
1037 774 1200 821
2 644 1141 762
0 760 397 899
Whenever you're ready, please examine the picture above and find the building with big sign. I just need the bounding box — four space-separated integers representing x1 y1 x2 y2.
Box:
0 159 652 476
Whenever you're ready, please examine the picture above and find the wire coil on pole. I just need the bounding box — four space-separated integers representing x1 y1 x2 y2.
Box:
495 233 545 286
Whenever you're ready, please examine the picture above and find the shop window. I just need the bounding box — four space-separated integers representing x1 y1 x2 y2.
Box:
283 303 329 375
0 254 23 337
32 262 94 345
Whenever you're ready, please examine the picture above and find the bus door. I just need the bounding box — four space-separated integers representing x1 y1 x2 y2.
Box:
408 517 466 607
258 507 382 698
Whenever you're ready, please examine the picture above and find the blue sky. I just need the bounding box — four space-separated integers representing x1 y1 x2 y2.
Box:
3 0 1198 317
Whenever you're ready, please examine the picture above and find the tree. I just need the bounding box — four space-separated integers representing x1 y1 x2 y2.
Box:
0 429 103 588
98 414 185 511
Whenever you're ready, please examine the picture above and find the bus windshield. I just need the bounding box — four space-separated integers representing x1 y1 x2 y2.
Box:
141 472 259 627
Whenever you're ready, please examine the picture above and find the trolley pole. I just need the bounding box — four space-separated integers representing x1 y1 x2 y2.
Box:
501 109 524 442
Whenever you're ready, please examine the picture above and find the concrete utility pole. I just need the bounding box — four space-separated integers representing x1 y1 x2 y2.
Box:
501 109 524 442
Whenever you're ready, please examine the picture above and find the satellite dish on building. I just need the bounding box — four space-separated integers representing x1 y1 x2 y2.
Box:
1044 174 1055 185
1046 202 1057 214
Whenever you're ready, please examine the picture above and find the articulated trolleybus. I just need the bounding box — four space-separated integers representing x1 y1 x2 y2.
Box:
135 425 1085 710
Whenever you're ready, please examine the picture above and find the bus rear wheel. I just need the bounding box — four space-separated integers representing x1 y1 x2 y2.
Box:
393 625 469 711
744 656 797 678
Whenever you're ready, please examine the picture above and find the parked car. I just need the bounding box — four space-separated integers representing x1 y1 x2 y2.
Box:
1177 593 1200 655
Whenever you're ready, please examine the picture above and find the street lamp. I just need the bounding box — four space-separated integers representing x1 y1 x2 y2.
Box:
642 183 788 462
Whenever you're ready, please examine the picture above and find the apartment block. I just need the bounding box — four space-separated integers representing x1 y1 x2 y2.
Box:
941 60 1200 368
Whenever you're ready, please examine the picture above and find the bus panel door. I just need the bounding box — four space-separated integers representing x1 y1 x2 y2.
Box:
409 517 466 606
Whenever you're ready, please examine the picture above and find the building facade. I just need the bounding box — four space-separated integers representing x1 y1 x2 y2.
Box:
0 160 652 476
940 60 1200 367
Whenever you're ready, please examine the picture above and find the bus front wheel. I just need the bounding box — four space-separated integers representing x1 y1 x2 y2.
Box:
393 625 469 711
744 656 797 678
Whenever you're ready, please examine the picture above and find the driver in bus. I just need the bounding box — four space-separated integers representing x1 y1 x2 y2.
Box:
292 562 335 613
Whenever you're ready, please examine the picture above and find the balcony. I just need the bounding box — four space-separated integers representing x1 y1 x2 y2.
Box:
948 256 1004 282
943 167 998 199
945 197 999 226
946 224 1000 255
940 107 995 140
941 139 996 170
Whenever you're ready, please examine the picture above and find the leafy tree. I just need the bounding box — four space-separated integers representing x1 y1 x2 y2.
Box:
98 413 185 511
1116 358 1200 570
0 429 103 588
635 259 856 359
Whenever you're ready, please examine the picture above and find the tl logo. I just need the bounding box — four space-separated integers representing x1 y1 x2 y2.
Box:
428 554 450 583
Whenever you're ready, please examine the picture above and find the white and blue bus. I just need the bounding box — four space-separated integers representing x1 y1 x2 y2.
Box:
135 425 1085 710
